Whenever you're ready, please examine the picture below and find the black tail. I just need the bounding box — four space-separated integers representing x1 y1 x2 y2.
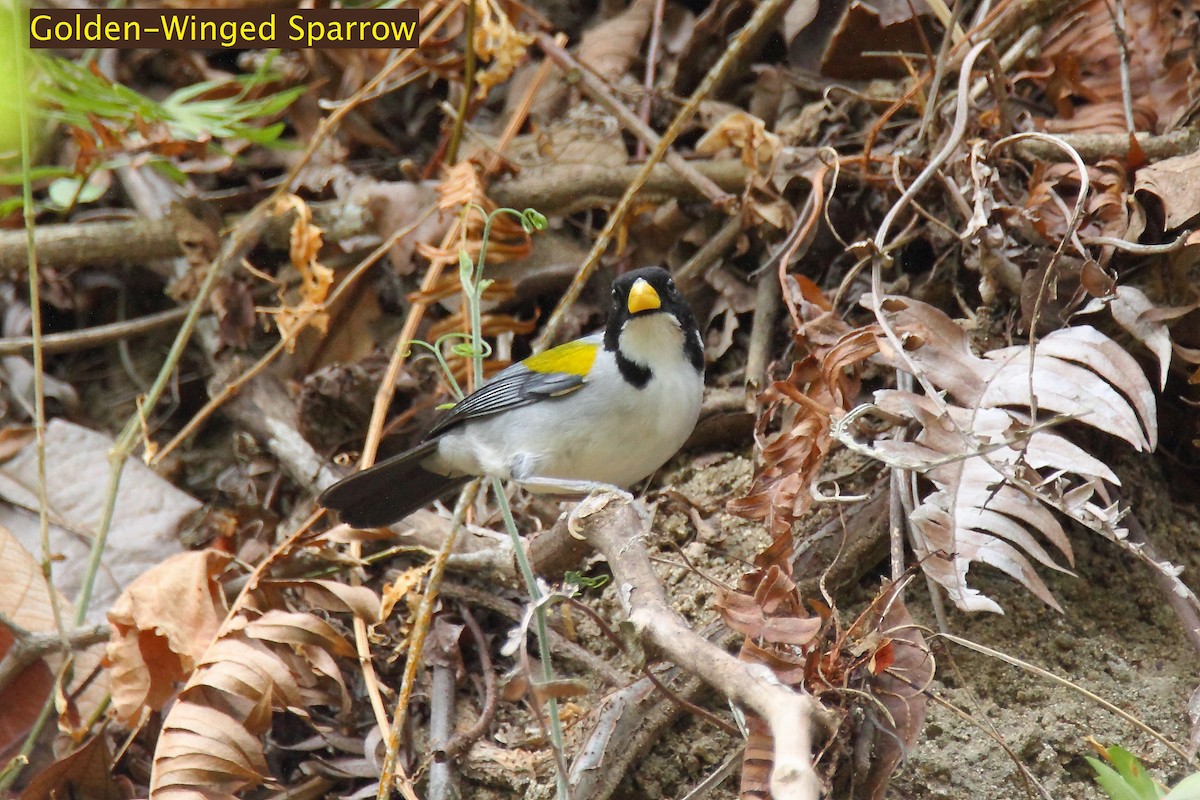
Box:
318 439 469 529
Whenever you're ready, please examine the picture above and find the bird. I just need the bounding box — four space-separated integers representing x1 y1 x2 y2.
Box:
319 266 705 529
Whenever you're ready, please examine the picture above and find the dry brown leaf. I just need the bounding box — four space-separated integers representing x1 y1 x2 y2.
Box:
0 524 59 755
0 419 198 624
869 297 1155 612
106 550 231 724
380 563 431 621
263 579 381 623
150 600 355 797
576 0 657 82
695 111 782 168
17 734 123 800
1135 148 1200 231
242 609 356 658
858 588 932 800
152 701 271 799
1098 285 1198 390
1033 0 1198 134
731 324 878 539
876 296 1156 451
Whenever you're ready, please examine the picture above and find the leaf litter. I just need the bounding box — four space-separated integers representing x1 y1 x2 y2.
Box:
2 0 1200 797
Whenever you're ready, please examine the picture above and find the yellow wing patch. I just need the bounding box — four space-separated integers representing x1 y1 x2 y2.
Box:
523 340 599 378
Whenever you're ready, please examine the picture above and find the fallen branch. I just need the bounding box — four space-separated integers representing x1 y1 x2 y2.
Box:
567 493 836 800
1014 128 1200 162
0 160 752 274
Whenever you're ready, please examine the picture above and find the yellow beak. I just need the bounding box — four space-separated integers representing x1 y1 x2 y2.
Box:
627 278 661 314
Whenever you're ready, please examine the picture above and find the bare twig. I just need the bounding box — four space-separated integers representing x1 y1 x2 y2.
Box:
0 613 106 695
427 643 458 800
567 494 835 800
441 603 498 759
1013 128 1200 162
0 307 189 357
636 0 667 161
445 0 476 166
377 482 480 800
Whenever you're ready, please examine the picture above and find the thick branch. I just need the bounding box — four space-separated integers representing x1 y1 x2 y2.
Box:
0 160 752 275
1015 128 1200 162
567 494 835 800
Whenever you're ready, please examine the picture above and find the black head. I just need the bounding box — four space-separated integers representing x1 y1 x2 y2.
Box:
604 267 703 375
608 266 689 322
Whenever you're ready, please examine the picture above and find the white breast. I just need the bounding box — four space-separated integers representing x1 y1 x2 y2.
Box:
434 319 703 488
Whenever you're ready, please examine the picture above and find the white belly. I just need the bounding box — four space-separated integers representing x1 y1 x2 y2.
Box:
432 350 703 488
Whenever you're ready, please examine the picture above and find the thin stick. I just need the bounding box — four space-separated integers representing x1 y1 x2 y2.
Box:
635 0 667 161
0 306 189 356
446 0 476 165
377 481 480 800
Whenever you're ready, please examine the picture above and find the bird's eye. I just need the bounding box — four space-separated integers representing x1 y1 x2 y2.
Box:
666 278 676 291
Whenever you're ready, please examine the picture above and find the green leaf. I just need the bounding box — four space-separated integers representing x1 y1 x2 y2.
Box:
1110 747 1165 799
1090 758 1149 800
0 195 28 220
1165 774 1200 800
458 249 474 283
0 165 74 185
46 172 108 210
564 571 609 589
522 208 548 231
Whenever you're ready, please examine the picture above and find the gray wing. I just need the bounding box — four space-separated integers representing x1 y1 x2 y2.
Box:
426 362 586 438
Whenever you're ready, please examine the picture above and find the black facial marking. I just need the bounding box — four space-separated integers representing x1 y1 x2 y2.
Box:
614 349 652 388
605 266 704 383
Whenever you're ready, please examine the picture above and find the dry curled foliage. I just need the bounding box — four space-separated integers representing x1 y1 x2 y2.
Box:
866 296 1156 613
729 277 878 539
1031 0 1199 133
104 551 380 799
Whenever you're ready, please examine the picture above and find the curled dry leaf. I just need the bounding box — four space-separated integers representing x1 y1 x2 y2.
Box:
695 111 783 168
257 195 334 351
868 297 1156 612
1079 284 1198 391
107 549 231 725
146 573 378 798
1134 147 1200 231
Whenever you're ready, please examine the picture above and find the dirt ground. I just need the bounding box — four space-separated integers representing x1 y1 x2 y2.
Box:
551 449 1200 799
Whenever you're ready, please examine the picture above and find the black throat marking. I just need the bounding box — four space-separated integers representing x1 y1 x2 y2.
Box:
604 314 702 390
613 348 652 388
